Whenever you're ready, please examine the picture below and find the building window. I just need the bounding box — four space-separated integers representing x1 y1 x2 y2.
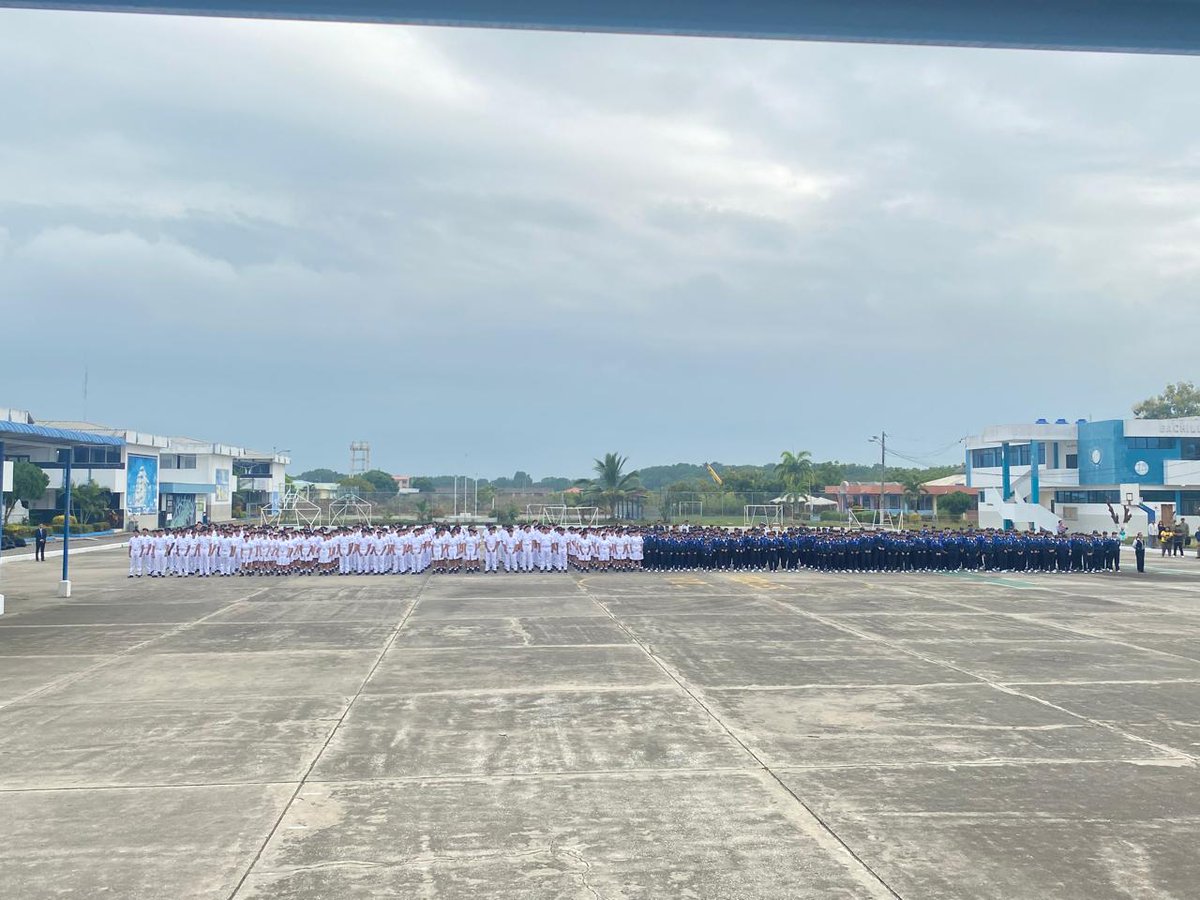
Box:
233 460 271 478
1065 454 1078 469
71 446 121 465
971 448 1003 468
161 454 197 470
1182 439 1200 461
1129 437 1177 450
972 444 1048 468
1055 490 1121 504
1142 491 1176 502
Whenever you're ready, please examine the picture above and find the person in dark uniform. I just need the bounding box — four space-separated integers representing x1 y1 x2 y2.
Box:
34 524 48 561
1134 532 1146 573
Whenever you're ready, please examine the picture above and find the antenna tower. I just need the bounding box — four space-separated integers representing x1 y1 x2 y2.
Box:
350 441 371 476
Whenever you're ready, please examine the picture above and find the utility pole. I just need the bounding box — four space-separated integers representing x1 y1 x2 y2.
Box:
870 431 887 527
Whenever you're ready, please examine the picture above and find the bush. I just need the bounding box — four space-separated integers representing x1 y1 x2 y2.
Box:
51 515 78 527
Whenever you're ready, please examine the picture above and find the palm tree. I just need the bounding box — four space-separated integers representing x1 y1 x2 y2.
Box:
775 450 813 518
588 452 642 519
900 473 926 517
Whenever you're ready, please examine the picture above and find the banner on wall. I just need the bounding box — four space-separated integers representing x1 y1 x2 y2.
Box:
126 455 159 515
215 469 230 502
168 495 196 529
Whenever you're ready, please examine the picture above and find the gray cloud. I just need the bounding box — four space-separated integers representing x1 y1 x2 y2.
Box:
1 11 1198 476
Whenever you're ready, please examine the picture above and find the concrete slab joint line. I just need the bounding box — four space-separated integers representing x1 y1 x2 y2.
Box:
571 573 904 900
226 571 432 900
762 592 1200 766
0 581 276 712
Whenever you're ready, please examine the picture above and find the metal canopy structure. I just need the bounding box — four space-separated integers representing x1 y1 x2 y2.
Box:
4 0 1200 55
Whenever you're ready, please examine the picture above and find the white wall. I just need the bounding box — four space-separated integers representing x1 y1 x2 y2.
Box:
163 448 236 522
1164 459 1200 486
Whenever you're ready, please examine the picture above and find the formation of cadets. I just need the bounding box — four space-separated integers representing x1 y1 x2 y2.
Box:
126 524 643 577
129 522 1127 577
642 526 1125 573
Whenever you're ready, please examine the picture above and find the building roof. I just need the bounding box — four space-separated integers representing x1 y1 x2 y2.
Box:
822 481 977 496
42 420 172 449
0 419 124 447
923 474 968 488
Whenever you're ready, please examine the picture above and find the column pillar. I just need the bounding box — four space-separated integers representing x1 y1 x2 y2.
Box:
1001 442 1013 530
1030 440 1041 506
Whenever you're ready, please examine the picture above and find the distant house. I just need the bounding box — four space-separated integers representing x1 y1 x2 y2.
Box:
393 474 418 494
822 479 977 518
292 480 340 501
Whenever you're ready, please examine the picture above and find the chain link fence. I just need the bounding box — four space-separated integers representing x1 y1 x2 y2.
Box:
238 488 856 526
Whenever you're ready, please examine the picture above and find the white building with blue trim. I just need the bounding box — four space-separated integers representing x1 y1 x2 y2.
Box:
2 408 289 529
966 417 1200 535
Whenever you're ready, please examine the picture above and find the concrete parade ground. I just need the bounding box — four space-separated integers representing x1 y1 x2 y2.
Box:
1 548 1200 898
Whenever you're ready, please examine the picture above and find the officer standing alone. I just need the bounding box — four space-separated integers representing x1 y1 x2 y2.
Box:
1134 532 1146 573
34 524 48 561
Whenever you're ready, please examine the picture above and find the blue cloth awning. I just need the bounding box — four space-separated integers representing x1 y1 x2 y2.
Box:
0 420 124 447
161 482 218 494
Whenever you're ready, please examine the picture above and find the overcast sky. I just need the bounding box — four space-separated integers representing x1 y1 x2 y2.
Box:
2 11 1198 478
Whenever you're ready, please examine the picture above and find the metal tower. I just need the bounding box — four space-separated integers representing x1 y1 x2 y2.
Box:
350 441 371 476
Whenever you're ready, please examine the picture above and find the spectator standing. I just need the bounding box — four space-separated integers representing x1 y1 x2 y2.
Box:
1134 532 1146 573
34 524 48 561
1176 518 1190 557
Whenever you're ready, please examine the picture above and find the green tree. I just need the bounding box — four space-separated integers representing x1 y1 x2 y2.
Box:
414 497 433 521
938 491 974 519
360 469 398 493
1133 381 1200 419
4 460 50 524
900 473 926 515
70 480 112 525
338 475 375 495
661 480 694 522
585 452 642 519
775 450 814 495
477 482 496 510
809 461 846 494
297 468 346 483
512 470 534 489
411 477 435 493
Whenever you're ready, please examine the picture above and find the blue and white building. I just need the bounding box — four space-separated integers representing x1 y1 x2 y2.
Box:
967 417 1200 534
2 408 290 529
